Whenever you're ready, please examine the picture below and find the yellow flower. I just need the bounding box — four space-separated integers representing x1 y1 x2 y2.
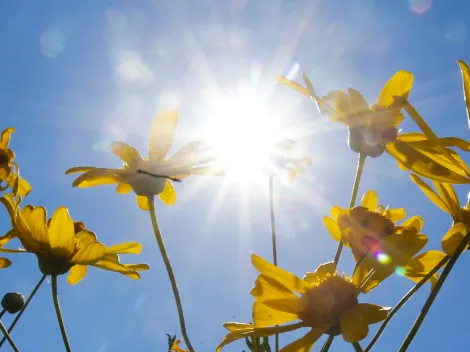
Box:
269 139 312 182
217 255 389 351
324 190 446 292
0 128 32 197
66 109 221 210
458 60 470 130
276 71 413 158
171 339 189 352
411 173 470 255
0 195 149 283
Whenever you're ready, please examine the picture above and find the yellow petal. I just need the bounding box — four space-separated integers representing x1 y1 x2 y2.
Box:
251 254 306 294
433 181 461 216
149 108 178 161
106 242 142 255
67 265 88 285
0 229 16 246
4 173 32 197
21 206 49 248
400 215 424 232
340 305 370 343
361 190 378 211
274 76 310 97
382 232 428 262
91 259 140 280
280 326 327 352
0 257 12 268
386 208 407 222
323 217 342 242
110 141 142 166
65 166 95 175
71 242 106 264
376 71 413 108
356 303 389 324
404 250 447 286
76 230 97 245
330 206 344 220
304 261 336 283
158 180 176 205
250 274 298 301
136 195 150 210
123 263 150 271
216 323 303 352
223 322 255 331
0 128 15 149
49 207 75 257
253 301 299 327
410 175 452 214
457 60 470 130
348 88 371 120
116 183 132 194
71 168 121 188
441 222 467 255
352 257 394 293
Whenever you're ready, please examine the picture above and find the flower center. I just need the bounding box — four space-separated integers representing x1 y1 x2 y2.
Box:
298 276 358 327
0 149 10 166
338 206 395 256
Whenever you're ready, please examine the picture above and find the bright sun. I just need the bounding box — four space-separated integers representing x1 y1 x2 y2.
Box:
201 86 284 183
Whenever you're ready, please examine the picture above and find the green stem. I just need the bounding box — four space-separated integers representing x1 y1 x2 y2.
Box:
51 275 72 352
320 336 334 352
352 342 364 352
0 310 19 352
333 153 366 268
398 232 470 352
0 275 47 348
364 254 449 352
268 175 279 352
147 196 195 352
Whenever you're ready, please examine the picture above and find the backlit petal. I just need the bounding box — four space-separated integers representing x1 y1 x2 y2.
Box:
67 265 88 285
252 254 306 294
0 128 15 149
71 242 106 264
76 230 97 246
49 207 75 258
361 190 378 211
340 305 369 343
410 175 452 214
433 181 461 216
136 195 150 210
116 183 132 194
251 274 298 301
386 208 407 222
376 71 413 108
304 262 336 283
253 301 299 327
110 141 142 166
441 222 467 255
65 166 95 175
0 258 12 268
21 206 49 248
106 242 142 255
274 76 310 97
158 180 176 205
149 108 178 161
280 326 327 352
71 168 121 188
91 259 140 280
356 303 389 324
323 217 342 242
4 173 32 197
457 60 470 130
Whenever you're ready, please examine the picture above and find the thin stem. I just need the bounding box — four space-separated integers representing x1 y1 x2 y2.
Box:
147 196 195 352
320 336 334 352
364 254 449 352
359 269 376 292
352 342 364 352
51 275 72 352
0 312 19 352
333 153 366 268
268 175 279 352
398 232 470 352
0 275 47 348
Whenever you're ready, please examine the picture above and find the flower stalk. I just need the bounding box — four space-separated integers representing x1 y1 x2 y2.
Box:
51 275 72 352
147 196 195 352
0 311 19 352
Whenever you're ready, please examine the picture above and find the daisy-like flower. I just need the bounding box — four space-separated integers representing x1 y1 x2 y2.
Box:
276 72 470 184
458 60 470 129
268 139 312 182
217 255 389 351
0 128 31 197
411 174 470 255
0 195 149 283
324 190 446 292
66 108 221 210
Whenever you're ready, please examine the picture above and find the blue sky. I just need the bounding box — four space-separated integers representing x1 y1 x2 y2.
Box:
0 0 470 351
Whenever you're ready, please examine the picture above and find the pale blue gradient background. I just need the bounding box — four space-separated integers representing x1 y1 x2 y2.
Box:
0 0 469 351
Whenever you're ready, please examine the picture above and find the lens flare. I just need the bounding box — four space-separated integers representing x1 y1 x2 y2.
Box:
40 28 66 58
395 266 407 276
409 0 432 14
375 252 391 264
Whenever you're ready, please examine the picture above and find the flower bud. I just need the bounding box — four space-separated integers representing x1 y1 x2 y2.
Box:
1 292 25 314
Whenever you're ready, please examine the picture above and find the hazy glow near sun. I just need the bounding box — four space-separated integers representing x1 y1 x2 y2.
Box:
202 86 282 182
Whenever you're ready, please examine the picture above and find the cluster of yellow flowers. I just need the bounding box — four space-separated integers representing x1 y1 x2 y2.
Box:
1 60 470 352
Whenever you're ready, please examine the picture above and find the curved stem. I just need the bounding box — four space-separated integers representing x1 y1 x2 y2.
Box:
398 232 470 352
0 275 47 348
268 175 279 352
364 254 449 352
0 311 19 352
333 153 366 268
147 196 195 352
352 342 364 352
51 275 72 352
